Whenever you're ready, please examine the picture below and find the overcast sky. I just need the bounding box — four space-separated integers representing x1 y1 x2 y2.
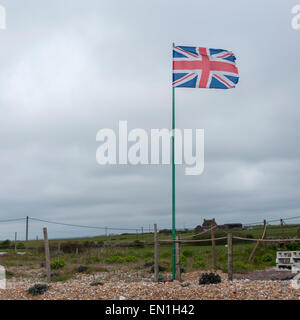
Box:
0 0 300 239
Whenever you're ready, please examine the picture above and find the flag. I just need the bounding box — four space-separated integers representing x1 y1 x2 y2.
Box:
173 45 239 89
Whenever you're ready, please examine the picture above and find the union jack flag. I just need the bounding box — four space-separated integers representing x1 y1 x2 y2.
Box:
173 45 239 89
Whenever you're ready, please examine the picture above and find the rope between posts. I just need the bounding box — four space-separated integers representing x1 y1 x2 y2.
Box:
158 236 228 243
158 236 300 243
179 225 218 239
232 236 300 242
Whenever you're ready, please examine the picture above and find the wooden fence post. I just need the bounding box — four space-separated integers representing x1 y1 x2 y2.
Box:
263 220 267 252
227 233 233 281
154 224 159 282
43 228 51 282
248 220 267 262
211 221 217 271
280 219 287 249
14 232 17 253
175 236 181 282
36 236 39 255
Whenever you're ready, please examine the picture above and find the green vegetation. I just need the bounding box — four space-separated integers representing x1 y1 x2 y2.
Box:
51 273 72 282
0 223 299 282
28 284 50 296
286 242 300 250
90 281 104 286
50 258 66 270
199 273 221 285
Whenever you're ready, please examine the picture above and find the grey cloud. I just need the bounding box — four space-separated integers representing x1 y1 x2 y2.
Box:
0 0 300 239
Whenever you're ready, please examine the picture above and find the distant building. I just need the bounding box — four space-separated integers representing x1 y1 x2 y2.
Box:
195 218 217 232
219 223 243 230
194 219 242 232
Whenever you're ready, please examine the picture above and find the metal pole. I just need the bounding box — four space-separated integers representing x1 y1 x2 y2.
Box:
171 43 176 280
171 86 176 279
14 232 17 253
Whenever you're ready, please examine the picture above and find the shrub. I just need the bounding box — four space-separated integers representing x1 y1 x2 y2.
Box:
133 240 144 248
217 254 226 262
180 255 187 266
87 256 102 264
150 265 167 273
83 240 95 248
0 240 11 249
70 258 79 264
28 284 50 296
60 241 83 253
262 253 273 262
192 254 202 261
158 229 172 234
51 274 72 282
192 261 207 268
50 259 66 270
5 271 14 278
105 256 125 263
142 251 153 259
90 281 104 286
161 252 171 258
144 261 154 268
286 242 300 251
199 273 221 285
96 240 104 247
182 249 194 257
253 256 261 264
268 244 278 251
17 242 25 249
124 255 138 262
234 262 252 272
77 265 88 273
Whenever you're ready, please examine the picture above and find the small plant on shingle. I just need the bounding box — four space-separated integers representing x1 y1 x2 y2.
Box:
90 281 104 286
262 253 273 262
286 242 300 251
144 261 154 268
192 261 207 268
199 273 221 285
125 255 138 262
150 265 167 273
182 249 193 257
77 265 88 273
28 284 50 296
50 258 66 270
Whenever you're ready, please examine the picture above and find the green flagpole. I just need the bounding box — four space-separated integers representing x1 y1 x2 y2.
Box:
172 43 176 280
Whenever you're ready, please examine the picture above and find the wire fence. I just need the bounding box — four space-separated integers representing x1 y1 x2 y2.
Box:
0 214 299 241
